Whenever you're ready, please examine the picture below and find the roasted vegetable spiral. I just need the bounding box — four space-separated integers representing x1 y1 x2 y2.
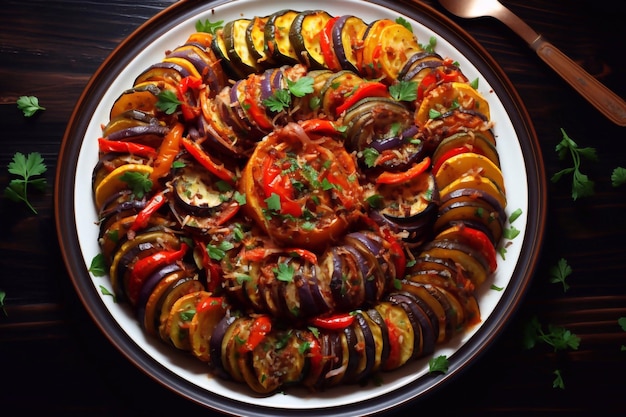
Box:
92 9 506 394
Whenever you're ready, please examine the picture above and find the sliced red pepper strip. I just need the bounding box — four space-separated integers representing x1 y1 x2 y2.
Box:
240 247 317 264
196 295 226 314
262 156 303 217
381 228 407 279
98 137 157 158
194 238 223 293
375 156 431 185
130 190 168 232
384 317 402 369
150 122 184 184
242 81 273 131
299 119 339 137
432 145 472 176
177 76 203 122
181 137 237 184
320 16 341 71
127 243 188 305
241 315 272 353
335 81 389 115
309 313 355 330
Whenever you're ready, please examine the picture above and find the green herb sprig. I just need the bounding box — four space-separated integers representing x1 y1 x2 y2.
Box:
4 152 47 214
17 95 45 117
551 128 597 200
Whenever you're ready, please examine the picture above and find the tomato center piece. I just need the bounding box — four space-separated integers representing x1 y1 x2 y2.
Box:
240 121 363 250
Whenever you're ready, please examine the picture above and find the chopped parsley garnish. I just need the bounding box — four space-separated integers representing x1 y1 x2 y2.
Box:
4 151 47 214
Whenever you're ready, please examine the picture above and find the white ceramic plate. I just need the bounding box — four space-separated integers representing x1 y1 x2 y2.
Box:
56 0 547 415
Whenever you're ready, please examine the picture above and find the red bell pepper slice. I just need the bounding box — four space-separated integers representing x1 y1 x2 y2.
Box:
181 137 237 184
98 138 157 158
375 156 431 185
262 156 303 217
299 119 339 137
384 317 402 369
241 315 272 353
196 295 226 314
177 76 203 121
309 312 355 330
320 16 341 71
241 247 317 264
194 238 223 293
130 190 168 232
381 228 407 279
150 122 184 184
432 145 472 176
335 81 389 115
127 242 188 305
242 84 273 131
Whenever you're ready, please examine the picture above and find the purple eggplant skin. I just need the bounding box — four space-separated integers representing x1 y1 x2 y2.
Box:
208 313 238 380
392 292 437 355
398 284 441 346
340 324 360 384
365 307 390 367
303 267 333 318
134 61 191 85
166 46 223 93
112 242 156 301
330 15 360 73
351 312 376 383
135 263 182 325
105 124 170 148
397 50 443 80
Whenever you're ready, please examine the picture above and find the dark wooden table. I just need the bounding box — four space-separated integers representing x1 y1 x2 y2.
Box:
1 0 625 415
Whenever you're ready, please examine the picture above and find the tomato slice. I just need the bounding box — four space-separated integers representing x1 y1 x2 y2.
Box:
376 156 430 185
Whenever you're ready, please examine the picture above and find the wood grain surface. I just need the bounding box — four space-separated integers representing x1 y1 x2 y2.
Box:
1 0 625 415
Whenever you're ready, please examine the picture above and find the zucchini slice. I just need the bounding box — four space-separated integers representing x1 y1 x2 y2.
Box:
289 10 333 69
264 9 300 65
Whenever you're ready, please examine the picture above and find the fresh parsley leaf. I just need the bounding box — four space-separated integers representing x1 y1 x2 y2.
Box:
287 76 314 97
428 355 449 373
551 128 597 200
206 241 235 261
263 89 292 112
503 226 520 240
119 171 152 199
0 289 6 316
523 316 580 351
420 36 437 53
17 95 45 117
469 78 479 89
156 90 181 115
362 148 380 168
618 317 626 331
549 258 572 292
611 167 626 187
265 192 282 212
89 253 107 277
552 369 565 389
4 151 47 214
389 80 417 102
395 16 412 32
274 263 295 283
99 285 116 301
195 19 224 34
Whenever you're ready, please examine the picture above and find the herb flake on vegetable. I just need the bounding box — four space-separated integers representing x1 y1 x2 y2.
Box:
196 19 224 34
17 95 45 117
156 90 182 115
4 151 47 214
